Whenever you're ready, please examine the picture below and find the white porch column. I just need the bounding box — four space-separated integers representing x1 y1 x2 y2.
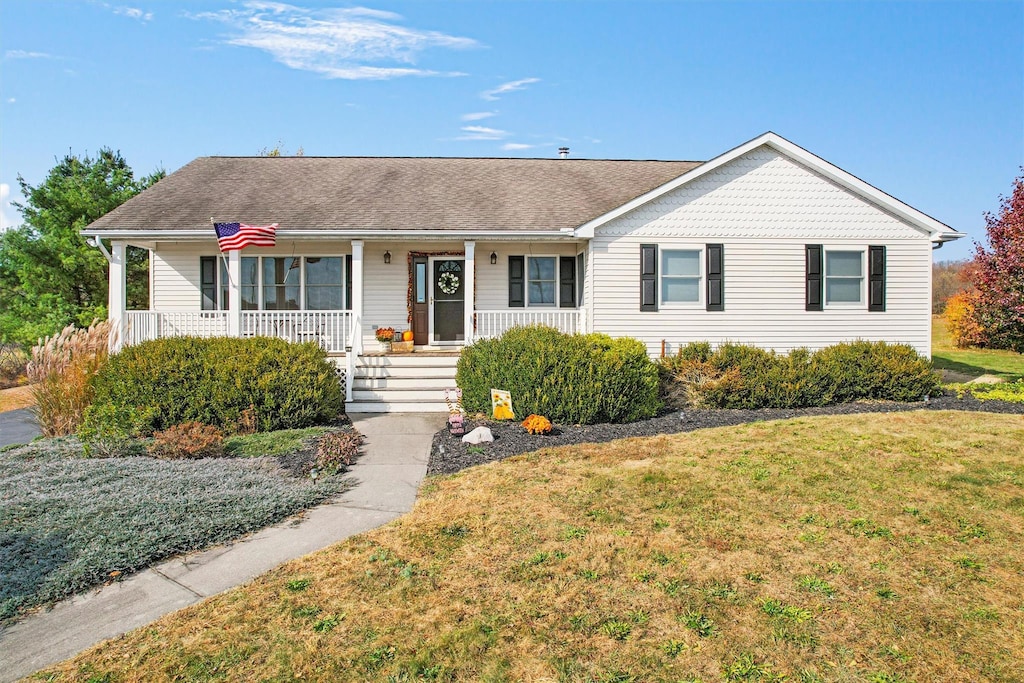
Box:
227 249 242 337
464 241 475 344
108 241 127 351
351 240 364 355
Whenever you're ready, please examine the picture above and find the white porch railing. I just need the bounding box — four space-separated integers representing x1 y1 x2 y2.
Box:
123 310 352 354
241 311 351 354
474 309 583 340
125 311 229 346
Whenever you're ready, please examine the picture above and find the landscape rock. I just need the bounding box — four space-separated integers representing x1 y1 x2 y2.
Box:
461 426 494 444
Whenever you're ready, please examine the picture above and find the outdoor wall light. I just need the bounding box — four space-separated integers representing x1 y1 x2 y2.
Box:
490 251 497 265
383 250 391 264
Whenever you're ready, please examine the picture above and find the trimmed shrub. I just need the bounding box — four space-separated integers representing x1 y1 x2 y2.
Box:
27 321 113 436
85 336 343 436
79 403 157 458
148 422 225 460
660 340 940 409
456 326 660 424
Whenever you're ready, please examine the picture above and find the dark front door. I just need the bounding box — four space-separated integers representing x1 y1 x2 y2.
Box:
432 258 465 343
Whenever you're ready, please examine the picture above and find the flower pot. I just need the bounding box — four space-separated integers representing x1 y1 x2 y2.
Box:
379 341 392 352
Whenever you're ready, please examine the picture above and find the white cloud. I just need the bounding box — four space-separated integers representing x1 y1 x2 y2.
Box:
501 143 536 151
192 2 479 80
461 111 496 121
481 77 539 101
113 6 154 22
6 97 15 104
0 184 21 232
456 125 509 141
4 50 55 60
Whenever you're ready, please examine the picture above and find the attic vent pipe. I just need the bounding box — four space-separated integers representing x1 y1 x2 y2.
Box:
558 147 569 159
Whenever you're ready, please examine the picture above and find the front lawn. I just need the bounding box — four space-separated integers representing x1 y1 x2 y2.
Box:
0 428 352 624
40 411 1024 682
932 314 1024 380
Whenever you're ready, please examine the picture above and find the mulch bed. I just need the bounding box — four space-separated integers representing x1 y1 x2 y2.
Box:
427 393 1024 476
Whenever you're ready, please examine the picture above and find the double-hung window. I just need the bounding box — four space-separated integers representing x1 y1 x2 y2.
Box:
200 256 229 310
824 250 864 305
661 249 701 304
527 256 556 306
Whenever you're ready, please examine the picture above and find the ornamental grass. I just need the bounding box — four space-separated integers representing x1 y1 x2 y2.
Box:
27 321 114 436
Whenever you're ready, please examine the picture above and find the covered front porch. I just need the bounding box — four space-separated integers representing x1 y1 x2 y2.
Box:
105 238 589 406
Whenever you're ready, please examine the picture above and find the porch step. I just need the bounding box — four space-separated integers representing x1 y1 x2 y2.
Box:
345 351 460 413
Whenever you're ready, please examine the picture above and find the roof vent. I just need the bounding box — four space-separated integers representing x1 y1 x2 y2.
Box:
558 147 569 159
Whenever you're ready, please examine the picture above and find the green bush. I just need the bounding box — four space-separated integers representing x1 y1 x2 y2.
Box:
456 326 660 424
84 337 343 436
660 340 940 409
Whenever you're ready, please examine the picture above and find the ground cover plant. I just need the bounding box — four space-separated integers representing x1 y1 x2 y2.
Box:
41 411 1024 682
0 426 358 624
659 340 940 409
457 325 660 424
932 315 1024 381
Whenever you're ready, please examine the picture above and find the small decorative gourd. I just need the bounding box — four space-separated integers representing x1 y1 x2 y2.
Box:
403 330 414 342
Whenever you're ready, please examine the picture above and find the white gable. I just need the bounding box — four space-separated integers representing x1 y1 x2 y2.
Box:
594 145 931 241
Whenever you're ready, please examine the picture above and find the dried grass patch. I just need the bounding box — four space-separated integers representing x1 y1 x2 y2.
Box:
0 384 34 413
40 411 1024 682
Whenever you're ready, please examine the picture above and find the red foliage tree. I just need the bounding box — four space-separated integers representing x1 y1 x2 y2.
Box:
972 171 1024 352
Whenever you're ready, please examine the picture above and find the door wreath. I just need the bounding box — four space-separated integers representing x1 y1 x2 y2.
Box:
437 271 460 295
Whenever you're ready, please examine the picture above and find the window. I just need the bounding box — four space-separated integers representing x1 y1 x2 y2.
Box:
825 250 864 305
203 256 346 311
661 249 701 304
200 256 229 310
528 256 556 306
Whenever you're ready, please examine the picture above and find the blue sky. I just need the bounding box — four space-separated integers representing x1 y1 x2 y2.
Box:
1 0 1020 261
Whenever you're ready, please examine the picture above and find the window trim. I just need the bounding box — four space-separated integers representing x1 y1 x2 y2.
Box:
201 255 349 311
659 246 705 308
823 248 866 308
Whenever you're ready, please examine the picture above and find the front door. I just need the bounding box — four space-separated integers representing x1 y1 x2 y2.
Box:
430 258 465 343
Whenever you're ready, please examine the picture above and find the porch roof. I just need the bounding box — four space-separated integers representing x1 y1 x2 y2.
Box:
84 156 701 235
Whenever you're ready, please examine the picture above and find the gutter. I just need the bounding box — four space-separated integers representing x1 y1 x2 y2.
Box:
81 228 579 241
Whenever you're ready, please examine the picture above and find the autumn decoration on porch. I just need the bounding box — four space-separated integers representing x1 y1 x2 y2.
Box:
375 327 395 342
521 414 553 435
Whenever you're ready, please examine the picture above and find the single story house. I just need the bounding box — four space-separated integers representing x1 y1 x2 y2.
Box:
83 132 963 412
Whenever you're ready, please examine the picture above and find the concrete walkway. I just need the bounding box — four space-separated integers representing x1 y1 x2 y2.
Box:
0 408 41 448
0 412 444 682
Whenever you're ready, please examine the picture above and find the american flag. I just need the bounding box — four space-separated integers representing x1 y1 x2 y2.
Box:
213 222 277 251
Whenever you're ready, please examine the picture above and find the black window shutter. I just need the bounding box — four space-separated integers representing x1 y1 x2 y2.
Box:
508 255 525 308
640 244 657 312
200 256 216 311
559 256 576 307
805 245 823 311
868 245 886 312
345 254 353 310
706 244 724 311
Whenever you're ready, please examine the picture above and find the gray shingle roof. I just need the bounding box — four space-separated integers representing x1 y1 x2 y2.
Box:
85 156 703 233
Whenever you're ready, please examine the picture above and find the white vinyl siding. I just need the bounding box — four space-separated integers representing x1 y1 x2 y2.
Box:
589 145 935 357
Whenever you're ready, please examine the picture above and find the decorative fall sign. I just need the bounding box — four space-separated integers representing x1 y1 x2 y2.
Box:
491 389 514 420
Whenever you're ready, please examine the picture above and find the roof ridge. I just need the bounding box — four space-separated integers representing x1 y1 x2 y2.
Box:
197 156 703 163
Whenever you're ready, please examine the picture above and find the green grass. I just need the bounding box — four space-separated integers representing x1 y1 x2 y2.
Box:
223 426 336 458
40 412 1024 682
932 315 1024 380
1 432 347 624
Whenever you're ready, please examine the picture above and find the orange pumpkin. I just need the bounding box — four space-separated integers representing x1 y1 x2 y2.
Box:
402 330 414 342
